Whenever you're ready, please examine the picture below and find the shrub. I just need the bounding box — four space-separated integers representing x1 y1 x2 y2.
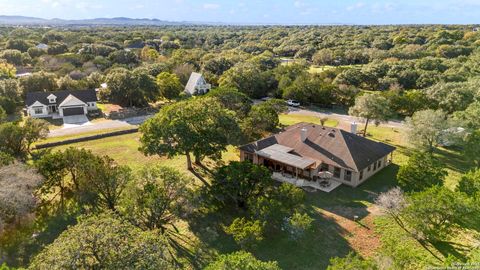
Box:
224 217 264 249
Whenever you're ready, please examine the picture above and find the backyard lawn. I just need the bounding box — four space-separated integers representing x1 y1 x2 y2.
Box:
42 114 470 269
38 127 135 145
50 132 240 174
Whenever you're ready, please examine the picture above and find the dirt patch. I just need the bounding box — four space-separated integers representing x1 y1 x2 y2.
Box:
320 205 381 258
102 104 123 114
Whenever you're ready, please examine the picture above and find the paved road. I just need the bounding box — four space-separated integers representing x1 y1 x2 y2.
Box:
48 115 154 137
286 107 405 129
48 104 405 138
254 99 405 129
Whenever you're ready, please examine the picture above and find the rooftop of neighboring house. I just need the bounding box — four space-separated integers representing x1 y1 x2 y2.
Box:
25 90 97 107
240 122 396 172
184 72 208 94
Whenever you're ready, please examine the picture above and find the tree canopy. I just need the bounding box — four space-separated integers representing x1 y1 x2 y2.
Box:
28 213 174 270
348 93 392 136
140 97 241 169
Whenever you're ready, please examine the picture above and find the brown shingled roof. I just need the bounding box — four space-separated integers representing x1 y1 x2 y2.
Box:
239 122 396 172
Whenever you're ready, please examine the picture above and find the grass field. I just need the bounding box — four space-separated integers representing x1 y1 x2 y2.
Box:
50 132 240 174
42 113 470 269
309 64 364 74
279 114 339 127
38 127 135 145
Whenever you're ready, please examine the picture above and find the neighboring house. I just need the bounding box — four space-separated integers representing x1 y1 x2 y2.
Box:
239 122 396 188
15 72 32 78
26 90 98 118
36 43 49 50
184 72 211 95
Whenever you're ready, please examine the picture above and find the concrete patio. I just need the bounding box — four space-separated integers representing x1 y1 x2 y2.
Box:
272 172 342 193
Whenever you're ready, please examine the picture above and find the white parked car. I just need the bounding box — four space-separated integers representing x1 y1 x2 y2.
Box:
286 99 300 107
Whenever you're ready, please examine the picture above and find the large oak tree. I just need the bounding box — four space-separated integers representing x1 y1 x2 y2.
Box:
140 97 240 170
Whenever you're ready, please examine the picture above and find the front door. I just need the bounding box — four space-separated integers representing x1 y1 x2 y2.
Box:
48 105 57 113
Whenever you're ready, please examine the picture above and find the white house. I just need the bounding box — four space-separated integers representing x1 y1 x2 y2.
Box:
26 90 98 118
184 72 211 96
35 43 49 50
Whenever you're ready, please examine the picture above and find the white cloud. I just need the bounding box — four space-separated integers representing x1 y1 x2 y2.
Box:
347 2 366 11
203 3 220 10
294 0 306 8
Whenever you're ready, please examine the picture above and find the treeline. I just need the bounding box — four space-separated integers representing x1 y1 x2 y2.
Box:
1 25 480 117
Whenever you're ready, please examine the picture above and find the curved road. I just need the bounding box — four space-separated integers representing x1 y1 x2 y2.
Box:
286 107 405 129
48 106 404 138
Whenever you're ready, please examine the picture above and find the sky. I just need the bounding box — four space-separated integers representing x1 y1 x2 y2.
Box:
1 0 480 25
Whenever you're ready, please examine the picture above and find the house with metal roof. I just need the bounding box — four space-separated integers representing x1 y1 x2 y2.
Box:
25 90 98 118
239 122 396 191
184 72 211 96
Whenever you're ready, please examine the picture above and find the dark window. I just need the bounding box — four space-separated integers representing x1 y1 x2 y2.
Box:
333 167 341 178
344 170 352 181
320 163 329 172
244 152 254 162
373 162 377 171
378 160 382 168
367 165 371 172
359 170 364 181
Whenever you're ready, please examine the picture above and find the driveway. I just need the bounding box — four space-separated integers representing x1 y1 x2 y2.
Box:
62 115 90 128
48 115 154 138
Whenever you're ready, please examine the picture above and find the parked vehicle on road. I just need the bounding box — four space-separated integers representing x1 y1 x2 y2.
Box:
286 99 301 107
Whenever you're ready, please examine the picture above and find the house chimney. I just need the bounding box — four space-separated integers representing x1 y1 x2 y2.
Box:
351 122 357 134
301 128 308 142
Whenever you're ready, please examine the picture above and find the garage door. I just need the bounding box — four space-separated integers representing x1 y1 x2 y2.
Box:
62 107 85 116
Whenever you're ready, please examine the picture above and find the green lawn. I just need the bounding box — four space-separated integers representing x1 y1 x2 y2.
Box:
37 127 136 145
279 114 339 127
50 132 240 174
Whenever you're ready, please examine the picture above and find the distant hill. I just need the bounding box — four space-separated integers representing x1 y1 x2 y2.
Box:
0 15 188 26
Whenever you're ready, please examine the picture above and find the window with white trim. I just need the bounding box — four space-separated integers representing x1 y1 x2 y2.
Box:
34 107 43 114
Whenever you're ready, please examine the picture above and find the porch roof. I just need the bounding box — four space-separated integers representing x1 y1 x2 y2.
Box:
256 144 316 169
